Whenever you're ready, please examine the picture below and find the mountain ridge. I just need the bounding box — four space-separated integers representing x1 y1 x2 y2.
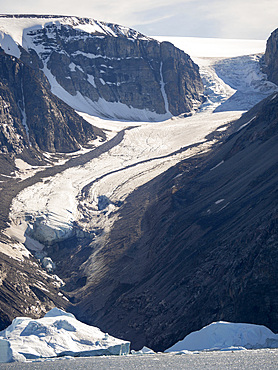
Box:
0 15 204 120
69 92 278 351
0 18 277 354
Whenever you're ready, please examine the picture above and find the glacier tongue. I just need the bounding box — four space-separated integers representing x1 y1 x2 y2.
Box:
0 308 130 363
6 37 276 251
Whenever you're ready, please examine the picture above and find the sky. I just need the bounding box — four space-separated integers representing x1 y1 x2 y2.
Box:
0 0 276 40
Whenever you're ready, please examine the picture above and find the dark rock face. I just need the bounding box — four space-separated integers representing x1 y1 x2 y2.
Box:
18 16 203 119
0 49 104 155
0 237 67 331
264 28 278 85
66 93 278 351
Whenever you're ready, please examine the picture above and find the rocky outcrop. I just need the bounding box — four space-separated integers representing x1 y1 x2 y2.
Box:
0 237 67 331
0 48 104 155
64 93 278 351
43 32 203 117
0 15 204 120
264 28 278 85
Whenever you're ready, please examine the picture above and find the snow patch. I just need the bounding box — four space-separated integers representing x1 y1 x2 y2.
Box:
210 160 224 171
99 78 105 85
87 74 96 88
0 30 20 58
0 240 31 262
43 65 171 121
160 62 170 114
237 116 257 131
68 62 76 72
215 199 224 205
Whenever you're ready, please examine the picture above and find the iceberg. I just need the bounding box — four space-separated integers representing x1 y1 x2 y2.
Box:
0 308 130 363
131 346 156 355
166 321 278 352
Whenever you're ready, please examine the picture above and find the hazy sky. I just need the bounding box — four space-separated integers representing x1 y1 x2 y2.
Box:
0 0 276 40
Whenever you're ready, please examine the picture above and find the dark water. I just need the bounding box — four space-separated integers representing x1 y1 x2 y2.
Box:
1 349 278 370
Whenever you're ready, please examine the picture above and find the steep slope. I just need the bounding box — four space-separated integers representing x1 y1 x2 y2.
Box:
0 26 275 352
69 92 278 351
0 15 204 120
0 48 104 155
264 28 278 84
0 234 68 331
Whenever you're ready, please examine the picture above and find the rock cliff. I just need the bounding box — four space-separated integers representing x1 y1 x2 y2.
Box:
0 48 104 155
0 15 204 121
264 28 278 85
0 235 68 331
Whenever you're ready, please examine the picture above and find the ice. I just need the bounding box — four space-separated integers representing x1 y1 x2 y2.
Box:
41 257 56 272
0 240 31 262
8 110 241 245
3 31 277 261
131 346 156 355
165 322 278 352
44 308 75 318
0 308 130 363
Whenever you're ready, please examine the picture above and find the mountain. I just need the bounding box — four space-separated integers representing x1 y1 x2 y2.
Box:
264 27 278 84
0 15 204 121
59 90 277 351
0 49 104 156
0 16 277 354
0 15 204 335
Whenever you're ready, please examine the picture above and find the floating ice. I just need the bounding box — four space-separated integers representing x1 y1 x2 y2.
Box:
166 321 278 352
0 308 130 363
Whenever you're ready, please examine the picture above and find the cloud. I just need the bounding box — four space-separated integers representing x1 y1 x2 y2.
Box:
0 0 277 39
197 0 276 39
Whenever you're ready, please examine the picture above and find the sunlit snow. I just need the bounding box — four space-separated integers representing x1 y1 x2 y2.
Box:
0 308 130 363
166 321 278 352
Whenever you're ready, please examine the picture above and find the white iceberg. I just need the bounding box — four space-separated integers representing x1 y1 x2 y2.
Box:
166 321 278 352
0 308 130 363
131 346 156 355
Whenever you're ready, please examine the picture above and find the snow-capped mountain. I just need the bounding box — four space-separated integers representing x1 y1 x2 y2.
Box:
0 15 204 121
0 15 277 354
85 90 278 352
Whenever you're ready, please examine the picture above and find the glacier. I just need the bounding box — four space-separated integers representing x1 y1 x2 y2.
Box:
4 35 278 252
